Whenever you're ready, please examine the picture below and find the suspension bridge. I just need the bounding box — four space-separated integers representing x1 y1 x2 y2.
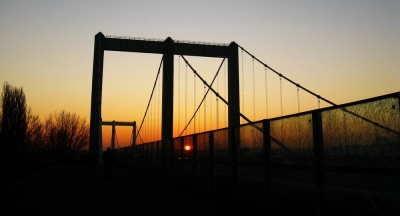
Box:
89 32 339 156
88 33 400 215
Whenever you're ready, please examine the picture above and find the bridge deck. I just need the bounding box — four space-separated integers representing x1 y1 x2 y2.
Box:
0 162 262 215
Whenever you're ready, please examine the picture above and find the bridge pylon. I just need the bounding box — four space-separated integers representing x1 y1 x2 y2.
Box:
89 32 241 163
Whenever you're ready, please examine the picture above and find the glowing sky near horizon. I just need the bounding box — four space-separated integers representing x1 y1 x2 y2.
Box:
1 0 399 148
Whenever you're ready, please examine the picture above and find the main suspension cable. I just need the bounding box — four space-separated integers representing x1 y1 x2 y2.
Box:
237 44 335 106
136 127 144 144
136 57 163 140
178 58 226 137
173 43 254 127
238 44 399 136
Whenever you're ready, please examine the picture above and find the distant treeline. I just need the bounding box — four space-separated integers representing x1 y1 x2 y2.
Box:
0 82 89 156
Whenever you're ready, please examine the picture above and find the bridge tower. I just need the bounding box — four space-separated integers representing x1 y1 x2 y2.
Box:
89 32 240 163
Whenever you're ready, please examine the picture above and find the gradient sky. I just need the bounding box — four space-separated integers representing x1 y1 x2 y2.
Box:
1 0 399 148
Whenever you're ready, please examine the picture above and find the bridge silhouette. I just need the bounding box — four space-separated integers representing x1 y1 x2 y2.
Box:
85 33 400 215
1 34 398 215
1 33 398 216
90 32 339 157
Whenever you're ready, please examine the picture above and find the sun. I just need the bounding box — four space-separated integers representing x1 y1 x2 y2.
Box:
184 145 191 151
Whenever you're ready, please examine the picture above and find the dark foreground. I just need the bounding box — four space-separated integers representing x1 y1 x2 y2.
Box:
0 162 263 216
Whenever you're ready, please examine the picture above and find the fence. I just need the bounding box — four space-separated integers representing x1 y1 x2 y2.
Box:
115 92 400 216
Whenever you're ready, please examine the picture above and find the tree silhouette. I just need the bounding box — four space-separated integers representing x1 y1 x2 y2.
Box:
1 82 90 157
44 110 89 155
0 82 27 155
25 107 45 154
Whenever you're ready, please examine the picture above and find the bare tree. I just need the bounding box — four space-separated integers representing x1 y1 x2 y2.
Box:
0 108 2 144
0 82 27 155
44 110 89 155
25 107 45 154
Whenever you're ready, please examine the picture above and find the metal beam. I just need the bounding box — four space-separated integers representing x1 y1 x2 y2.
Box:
174 42 229 58
103 37 229 58
104 38 163 54
102 121 137 149
102 121 136 126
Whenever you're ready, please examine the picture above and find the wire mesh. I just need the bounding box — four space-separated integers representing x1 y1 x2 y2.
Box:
270 113 314 164
322 97 400 167
238 122 263 163
114 92 400 215
213 129 229 162
196 133 210 161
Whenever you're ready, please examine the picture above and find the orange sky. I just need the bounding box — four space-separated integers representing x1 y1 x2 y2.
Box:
1 1 399 149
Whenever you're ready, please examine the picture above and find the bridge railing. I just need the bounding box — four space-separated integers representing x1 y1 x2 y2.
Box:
115 92 400 215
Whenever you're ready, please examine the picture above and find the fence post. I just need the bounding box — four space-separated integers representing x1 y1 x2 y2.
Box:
193 134 197 190
397 92 400 159
209 131 214 196
141 144 144 170
312 111 325 216
149 143 152 172
134 146 138 168
162 140 165 177
134 145 137 169
180 137 184 185
154 143 157 173
170 139 174 181
231 127 238 203
147 143 150 172
262 120 272 214
156 141 160 176
124 148 127 164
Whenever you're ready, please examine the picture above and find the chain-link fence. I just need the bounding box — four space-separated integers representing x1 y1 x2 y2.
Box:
115 92 400 216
